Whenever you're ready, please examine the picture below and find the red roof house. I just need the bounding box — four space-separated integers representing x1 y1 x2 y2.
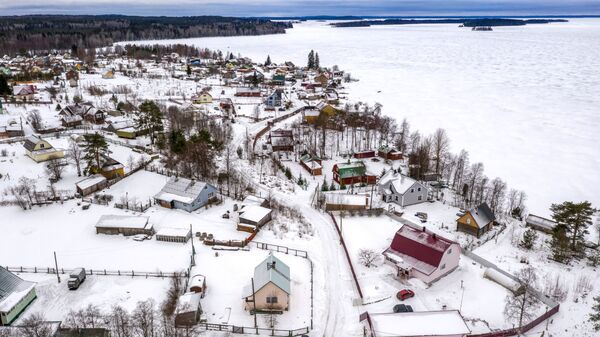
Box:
383 225 460 285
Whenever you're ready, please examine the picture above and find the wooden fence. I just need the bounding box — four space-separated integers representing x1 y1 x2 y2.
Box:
251 106 305 154
194 323 309 336
252 241 309 259
4 266 186 278
328 212 364 300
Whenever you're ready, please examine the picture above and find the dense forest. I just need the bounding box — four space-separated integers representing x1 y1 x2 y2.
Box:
332 18 568 28
0 15 292 56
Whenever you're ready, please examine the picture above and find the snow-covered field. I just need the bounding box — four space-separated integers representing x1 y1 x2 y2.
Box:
137 19 600 216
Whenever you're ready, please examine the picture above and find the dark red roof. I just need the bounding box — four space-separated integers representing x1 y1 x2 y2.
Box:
389 226 455 268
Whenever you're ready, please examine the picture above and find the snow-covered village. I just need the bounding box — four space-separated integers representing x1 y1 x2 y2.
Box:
1 11 600 337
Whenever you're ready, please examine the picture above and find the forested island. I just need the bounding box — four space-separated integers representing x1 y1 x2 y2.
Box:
332 18 568 28
0 15 292 56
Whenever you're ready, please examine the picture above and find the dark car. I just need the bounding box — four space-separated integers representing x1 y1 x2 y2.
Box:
393 304 413 313
396 289 415 301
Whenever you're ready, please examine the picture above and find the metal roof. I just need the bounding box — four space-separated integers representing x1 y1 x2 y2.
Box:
0 266 34 308
254 254 290 295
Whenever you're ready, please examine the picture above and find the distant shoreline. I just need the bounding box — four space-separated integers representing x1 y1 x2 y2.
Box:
331 18 568 28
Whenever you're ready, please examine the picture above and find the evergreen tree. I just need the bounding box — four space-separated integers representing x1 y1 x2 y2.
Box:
82 133 110 174
329 181 336 191
0 76 10 96
265 55 271 66
551 201 594 252
307 50 315 69
590 296 600 331
321 179 329 191
186 64 191 76
550 226 571 263
285 167 292 180
520 228 538 250
315 52 320 69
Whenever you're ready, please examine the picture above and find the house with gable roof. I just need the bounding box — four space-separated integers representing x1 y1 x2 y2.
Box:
378 170 429 207
383 225 460 285
243 254 290 312
154 177 217 212
456 203 496 238
0 266 37 326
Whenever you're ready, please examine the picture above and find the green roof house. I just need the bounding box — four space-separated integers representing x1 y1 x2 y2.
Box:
0 267 37 326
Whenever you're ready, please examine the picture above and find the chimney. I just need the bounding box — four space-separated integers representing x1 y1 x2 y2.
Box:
422 226 426 232
432 233 437 240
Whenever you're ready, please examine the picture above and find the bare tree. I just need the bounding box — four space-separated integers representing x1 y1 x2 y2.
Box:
542 273 569 302
504 267 540 329
109 305 132 337
358 248 380 268
68 139 84 177
20 313 54 337
28 110 43 131
45 156 65 181
132 299 157 337
431 128 450 176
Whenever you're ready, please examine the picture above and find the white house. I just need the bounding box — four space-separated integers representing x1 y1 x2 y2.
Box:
378 170 429 207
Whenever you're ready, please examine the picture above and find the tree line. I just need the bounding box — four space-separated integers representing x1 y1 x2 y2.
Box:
0 15 292 56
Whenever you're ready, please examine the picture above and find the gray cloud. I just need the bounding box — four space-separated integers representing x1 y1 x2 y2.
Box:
1 0 599 16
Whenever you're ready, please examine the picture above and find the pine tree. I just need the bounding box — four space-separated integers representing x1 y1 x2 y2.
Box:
285 167 292 180
590 296 600 331
520 228 538 250
307 50 315 69
137 100 163 144
315 52 320 69
551 201 594 252
0 75 10 96
329 181 336 191
265 55 271 66
550 226 571 263
82 133 110 175
186 64 191 76
321 179 329 192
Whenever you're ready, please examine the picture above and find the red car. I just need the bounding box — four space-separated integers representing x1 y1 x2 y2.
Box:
396 289 415 301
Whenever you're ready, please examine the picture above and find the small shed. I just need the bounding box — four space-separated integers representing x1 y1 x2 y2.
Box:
239 205 272 227
325 193 369 211
353 150 376 159
378 146 403 160
300 154 322 176
175 292 202 326
525 214 557 234
188 274 207 297
75 174 108 196
242 195 269 208
155 227 192 243
95 215 153 236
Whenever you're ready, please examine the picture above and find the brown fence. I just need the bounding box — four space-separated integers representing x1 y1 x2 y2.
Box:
5 266 186 278
469 304 559 337
328 212 364 299
194 323 309 336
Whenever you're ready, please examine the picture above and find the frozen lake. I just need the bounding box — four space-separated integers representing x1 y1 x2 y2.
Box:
136 19 600 215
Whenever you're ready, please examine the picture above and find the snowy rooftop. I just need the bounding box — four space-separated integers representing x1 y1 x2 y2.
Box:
176 292 201 312
243 195 267 207
326 193 368 206
368 310 470 336
154 177 210 205
75 174 107 190
95 215 151 229
0 266 36 312
525 214 557 231
239 205 272 223
156 227 191 237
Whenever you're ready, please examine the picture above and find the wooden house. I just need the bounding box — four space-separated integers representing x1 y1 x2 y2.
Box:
353 150 376 159
154 177 217 212
243 254 290 312
0 120 24 139
23 136 65 163
95 215 153 236
300 154 322 176
383 225 460 285
75 174 108 196
0 267 37 326
265 89 283 107
235 87 262 97
378 170 429 207
192 92 213 104
378 146 403 160
239 205 272 228
332 161 376 186
456 203 495 238
302 107 321 124
268 129 294 152
89 156 124 180
12 85 36 101
270 74 286 86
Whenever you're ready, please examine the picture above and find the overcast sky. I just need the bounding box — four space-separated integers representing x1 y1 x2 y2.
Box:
1 0 599 16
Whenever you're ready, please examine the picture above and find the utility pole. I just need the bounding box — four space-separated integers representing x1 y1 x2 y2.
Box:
369 183 375 210
251 277 258 329
53 251 60 283
190 224 196 266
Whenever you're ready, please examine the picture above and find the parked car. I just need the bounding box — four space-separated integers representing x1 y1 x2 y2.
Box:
393 304 414 313
68 268 86 290
396 289 415 301
415 212 428 222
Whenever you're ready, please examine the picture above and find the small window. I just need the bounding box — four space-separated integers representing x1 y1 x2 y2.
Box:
40 143 45 148
266 296 278 304
417 187 421 192
395 196 398 201
448 249 452 254
418 196 422 201
466 218 471 225
441 264 446 270
410 188 414 193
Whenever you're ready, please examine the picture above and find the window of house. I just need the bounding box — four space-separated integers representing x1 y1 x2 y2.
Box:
418 196 422 201
395 196 398 201
40 143 45 148
466 218 471 225
448 249 452 254
418 187 421 191
410 188 414 193
441 264 446 270
266 296 278 304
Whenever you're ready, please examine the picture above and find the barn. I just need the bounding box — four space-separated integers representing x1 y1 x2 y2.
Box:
174 292 203 326
188 274 207 297
75 174 108 196
239 205 272 227
155 227 192 243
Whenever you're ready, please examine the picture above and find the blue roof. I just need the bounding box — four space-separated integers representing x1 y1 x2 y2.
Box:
254 254 290 294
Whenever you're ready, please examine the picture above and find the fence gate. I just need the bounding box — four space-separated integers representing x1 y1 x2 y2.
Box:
232 326 244 333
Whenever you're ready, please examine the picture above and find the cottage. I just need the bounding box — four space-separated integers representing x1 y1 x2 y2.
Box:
265 89 283 107
235 87 262 97
239 205 272 228
23 136 65 163
60 104 105 124
154 177 217 212
192 92 213 104
175 292 203 326
97 156 125 180
332 161 376 186
302 107 321 124
299 154 322 176
60 114 83 127
325 193 369 211
243 254 290 312
268 129 294 152
383 225 460 285
378 146 403 160
0 267 37 326
188 274 207 297
75 174 108 196
270 74 286 86
95 215 153 236
525 214 558 234
0 120 24 139
456 203 495 238
12 85 35 100
361 310 470 337
155 227 192 243
378 171 429 207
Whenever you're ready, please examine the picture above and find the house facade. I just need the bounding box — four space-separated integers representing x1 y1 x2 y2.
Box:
0 267 37 326
378 170 429 207
383 225 460 285
23 136 65 163
265 89 283 107
332 161 376 186
456 203 495 238
268 129 294 152
244 255 290 312
192 93 213 104
300 154 322 176
154 177 217 212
